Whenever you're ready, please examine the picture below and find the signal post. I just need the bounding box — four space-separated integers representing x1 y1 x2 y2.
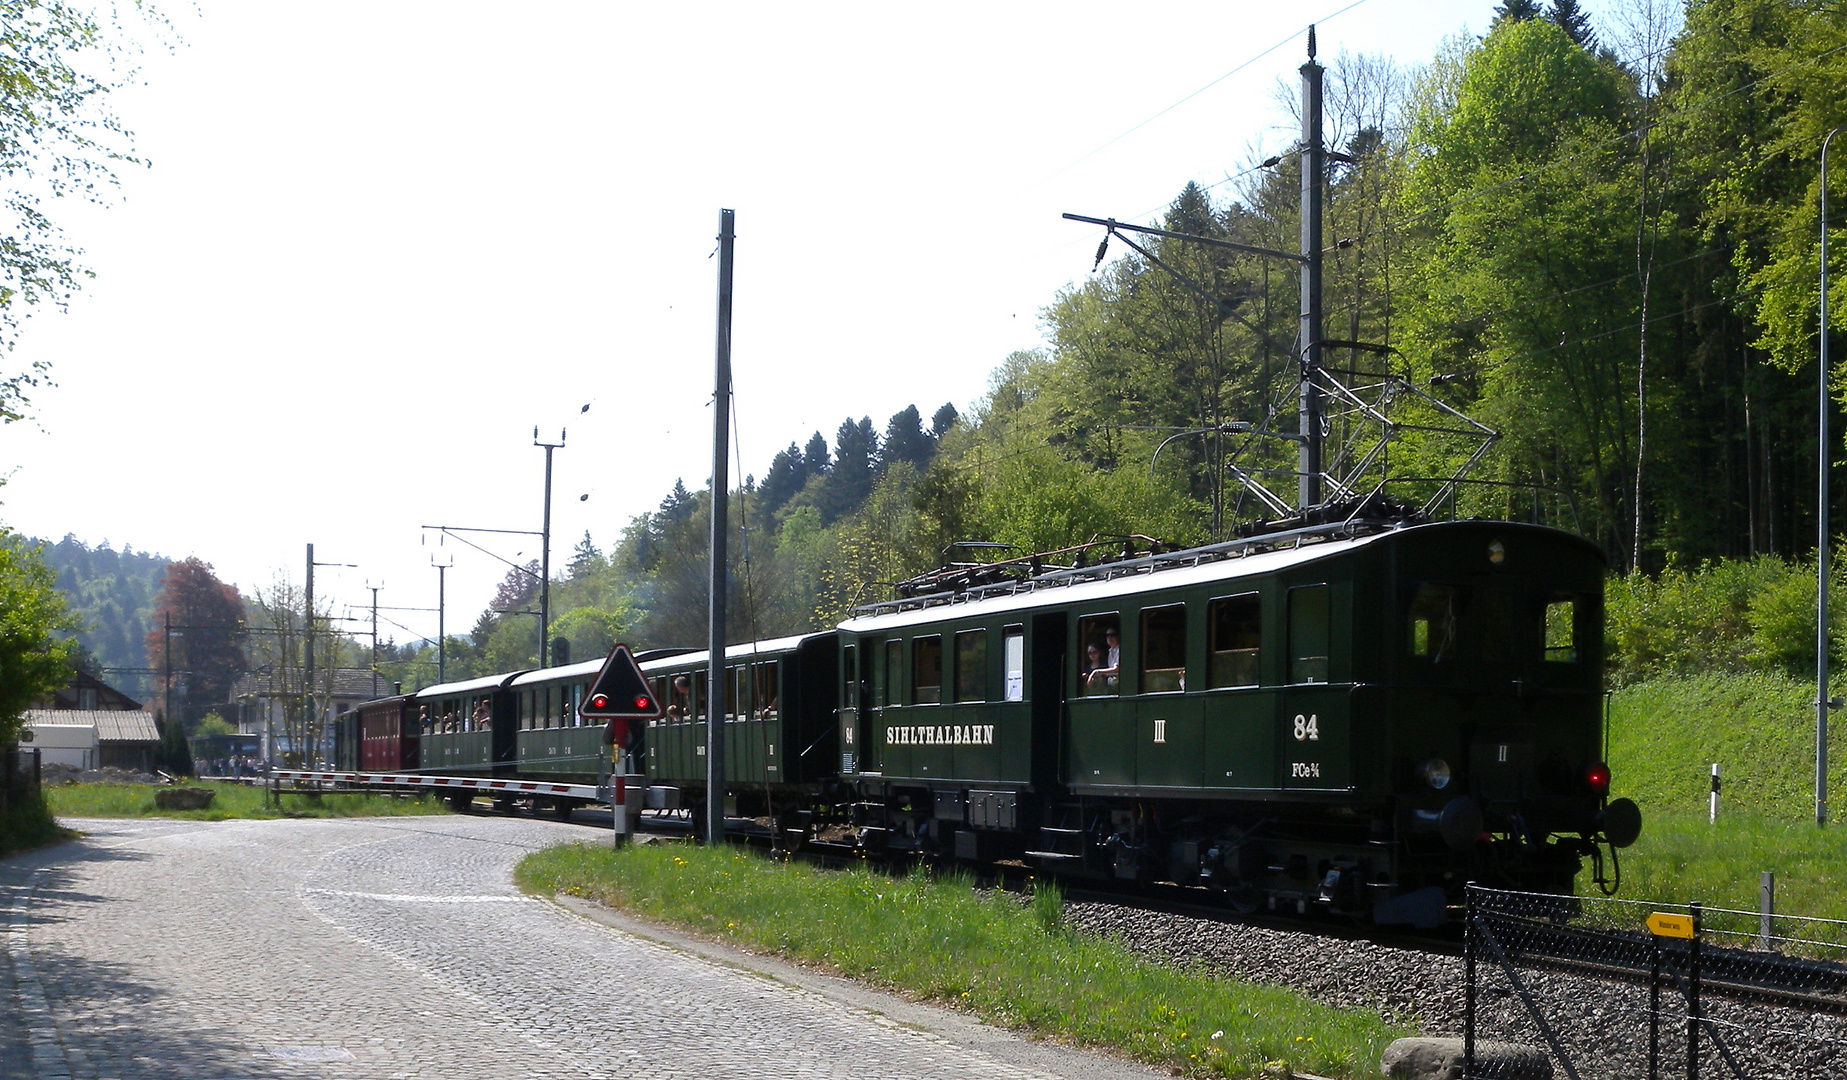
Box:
581 644 663 848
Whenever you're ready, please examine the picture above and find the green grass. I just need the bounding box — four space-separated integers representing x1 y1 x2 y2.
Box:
43 780 452 821
1602 672 1847 926
518 841 1409 1079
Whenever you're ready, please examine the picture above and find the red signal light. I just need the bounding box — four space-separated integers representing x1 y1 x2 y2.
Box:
1585 762 1611 795
635 696 652 711
590 694 610 711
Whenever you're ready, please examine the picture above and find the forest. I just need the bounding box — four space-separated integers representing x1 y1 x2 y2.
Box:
20 0 1847 717
396 0 1847 687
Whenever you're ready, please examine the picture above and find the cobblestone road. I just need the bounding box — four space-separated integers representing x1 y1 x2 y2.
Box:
1 816 1162 1080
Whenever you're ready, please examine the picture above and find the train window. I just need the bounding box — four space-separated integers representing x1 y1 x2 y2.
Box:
1289 585 1330 684
1408 584 1459 661
692 671 708 719
883 640 902 707
955 630 987 702
1545 595 1579 662
753 662 778 719
727 667 745 721
913 636 943 704
843 644 859 707
1140 605 1186 693
1209 593 1261 688
1003 626 1024 701
1077 615 1120 696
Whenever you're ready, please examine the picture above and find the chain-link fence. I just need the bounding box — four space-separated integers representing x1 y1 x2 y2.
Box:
1464 884 1847 1079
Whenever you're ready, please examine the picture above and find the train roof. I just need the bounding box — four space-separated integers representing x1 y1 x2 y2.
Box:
637 632 830 673
508 656 603 688
416 670 529 698
839 519 1597 634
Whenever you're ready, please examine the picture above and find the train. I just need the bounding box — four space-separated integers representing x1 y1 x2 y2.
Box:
338 513 1641 928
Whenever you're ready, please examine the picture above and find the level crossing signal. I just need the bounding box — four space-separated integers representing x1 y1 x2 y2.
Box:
579 644 663 721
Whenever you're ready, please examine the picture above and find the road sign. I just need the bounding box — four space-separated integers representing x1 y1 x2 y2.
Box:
578 644 663 720
1646 911 1696 939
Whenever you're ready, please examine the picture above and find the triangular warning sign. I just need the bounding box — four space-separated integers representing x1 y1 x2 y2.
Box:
578 644 664 720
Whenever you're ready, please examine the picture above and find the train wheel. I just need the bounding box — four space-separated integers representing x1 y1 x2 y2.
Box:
552 799 574 822
448 793 472 814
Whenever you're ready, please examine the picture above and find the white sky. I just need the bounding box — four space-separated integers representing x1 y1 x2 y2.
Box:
0 0 1526 645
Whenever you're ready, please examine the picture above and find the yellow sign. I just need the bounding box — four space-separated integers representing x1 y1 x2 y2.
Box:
1646 912 1695 939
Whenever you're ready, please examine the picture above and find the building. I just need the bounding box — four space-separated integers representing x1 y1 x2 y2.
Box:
23 671 161 773
233 666 389 764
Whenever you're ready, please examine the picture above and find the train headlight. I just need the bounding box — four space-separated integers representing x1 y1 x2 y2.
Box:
1584 761 1612 796
1418 757 1452 790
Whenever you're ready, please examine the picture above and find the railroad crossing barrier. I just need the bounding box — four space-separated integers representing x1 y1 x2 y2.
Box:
1463 884 1847 1078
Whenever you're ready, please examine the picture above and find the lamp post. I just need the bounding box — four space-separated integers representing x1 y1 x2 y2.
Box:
1819 125 1845 828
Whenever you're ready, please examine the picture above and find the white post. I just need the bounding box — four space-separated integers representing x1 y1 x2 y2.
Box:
1710 762 1721 823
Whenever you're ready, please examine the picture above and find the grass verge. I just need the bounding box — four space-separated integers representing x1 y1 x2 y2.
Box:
44 781 452 821
518 841 1410 1079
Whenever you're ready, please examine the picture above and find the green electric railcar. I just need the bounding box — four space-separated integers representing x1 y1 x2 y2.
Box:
834 518 1638 926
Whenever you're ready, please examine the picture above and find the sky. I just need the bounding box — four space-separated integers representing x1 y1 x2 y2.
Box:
0 0 1545 646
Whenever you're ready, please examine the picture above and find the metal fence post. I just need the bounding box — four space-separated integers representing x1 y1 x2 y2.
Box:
1759 872 1775 950
1464 883 1477 1078
1649 929 1662 1080
1688 901 1703 1080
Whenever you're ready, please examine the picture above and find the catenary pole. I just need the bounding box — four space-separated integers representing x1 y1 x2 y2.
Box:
1297 27 1325 512
708 209 735 845
1820 126 1844 827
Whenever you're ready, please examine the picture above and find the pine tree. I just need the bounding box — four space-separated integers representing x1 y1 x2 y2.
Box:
1550 0 1595 49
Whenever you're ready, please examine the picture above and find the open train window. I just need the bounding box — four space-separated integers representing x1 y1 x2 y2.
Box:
753 661 778 719
912 636 943 704
1408 584 1459 661
1289 585 1330 684
1077 614 1120 696
1140 604 1186 693
1545 595 1580 662
955 629 987 702
1209 593 1261 688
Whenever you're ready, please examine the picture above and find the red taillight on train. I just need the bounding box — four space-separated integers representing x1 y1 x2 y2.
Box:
1585 762 1612 795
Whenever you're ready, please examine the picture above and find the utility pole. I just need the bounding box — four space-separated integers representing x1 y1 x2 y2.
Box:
708 208 735 845
432 553 453 684
1297 26 1325 511
304 543 314 762
534 428 565 668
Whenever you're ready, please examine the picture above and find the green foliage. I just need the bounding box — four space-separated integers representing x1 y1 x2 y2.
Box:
154 714 194 776
0 785 71 856
27 534 166 702
1606 554 1847 683
193 712 234 739
518 842 1408 1077
0 534 78 745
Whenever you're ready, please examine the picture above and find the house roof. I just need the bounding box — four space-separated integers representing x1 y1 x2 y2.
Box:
25 709 160 744
35 669 144 712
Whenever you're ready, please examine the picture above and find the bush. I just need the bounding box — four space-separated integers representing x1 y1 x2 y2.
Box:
1606 554 1847 684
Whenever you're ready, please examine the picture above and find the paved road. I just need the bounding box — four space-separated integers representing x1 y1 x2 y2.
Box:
1 816 1163 1080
